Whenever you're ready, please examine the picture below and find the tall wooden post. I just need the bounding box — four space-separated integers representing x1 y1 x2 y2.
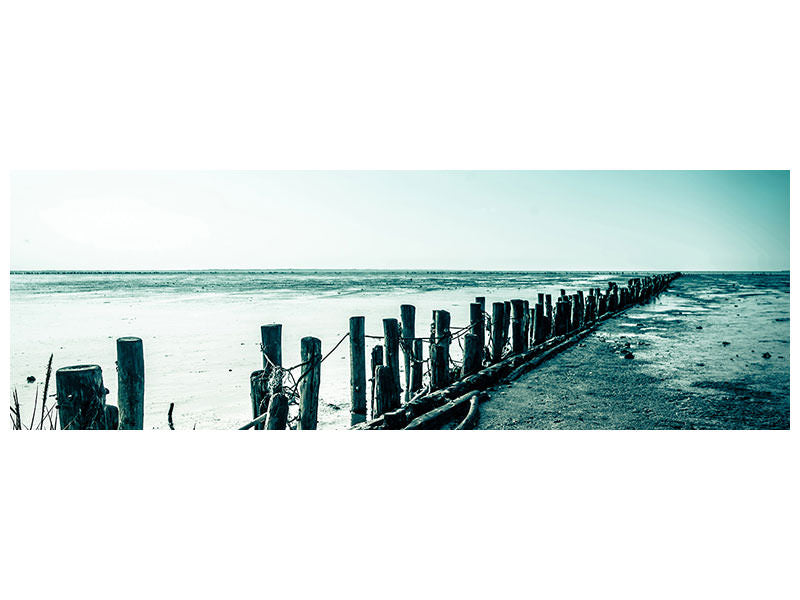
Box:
400 305 416 403
411 339 423 393
463 333 481 376
533 302 546 345
261 324 282 370
545 294 553 339
432 310 451 388
522 300 530 349
56 365 107 430
502 301 511 348
510 299 526 353
470 302 485 351
555 301 570 336
253 324 282 430
383 318 401 408
571 294 582 331
370 346 383 419
349 316 367 426
491 302 505 362
298 336 321 430
373 365 396 418
116 336 144 430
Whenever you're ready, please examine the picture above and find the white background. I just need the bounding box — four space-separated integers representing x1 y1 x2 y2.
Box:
1 1 797 599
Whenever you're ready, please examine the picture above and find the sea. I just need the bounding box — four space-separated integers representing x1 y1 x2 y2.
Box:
9 270 790 430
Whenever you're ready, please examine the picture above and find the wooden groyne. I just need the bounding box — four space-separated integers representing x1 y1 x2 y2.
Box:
46 273 681 430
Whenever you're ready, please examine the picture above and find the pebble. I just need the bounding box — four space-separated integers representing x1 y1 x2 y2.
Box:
696 325 703 330
762 352 771 359
722 341 731 346
623 351 634 359
26 375 35 383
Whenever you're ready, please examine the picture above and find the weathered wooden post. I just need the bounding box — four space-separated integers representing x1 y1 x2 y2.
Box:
598 295 607 316
250 370 270 430
252 324 283 430
491 302 505 363
529 307 536 346
411 339 423 394
298 336 321 430
538 293 545 305
373 365 396 418
522 300 530 349
383 318 401 408
545 294 553 338
400 305 416 403
370 346 383 418
56 365 107 430
349 316 367 426
433 310 451 387
585 295 597 322
571 294 582 331
510 299 525 353
555 301 570 336
266 393 289 430
116 336 144 430
502 301 511 347
470 302 484 352
261 324 282 370
533 302 546 345
463 333 481 376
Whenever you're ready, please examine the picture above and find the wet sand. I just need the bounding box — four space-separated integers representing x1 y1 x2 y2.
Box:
478 273 789 430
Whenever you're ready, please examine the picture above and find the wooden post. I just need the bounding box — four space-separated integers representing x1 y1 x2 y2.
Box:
555 301 570 336
533 302 546 345
538 293 545 305
260 324 282 370
571 294 581 331
298 336 321 430
510 299 525 353
400 305 416 403
116 336 144 430
383 318 401 408
250 370 270 430
470 302 484 351
266 393 289 430
502 301 511 348
430 310 451 389
491 302 505 363
374 365 396 418
585 295 597 322
545 294 553 339
255 323 282 429
56 365 107 430
370 346 383 419
411 339 423 393
463 333 481 376
475 296 486 316
349 316 367 426
522 300 530 349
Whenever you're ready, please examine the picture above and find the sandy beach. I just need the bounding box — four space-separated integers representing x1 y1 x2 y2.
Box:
477 273 789 429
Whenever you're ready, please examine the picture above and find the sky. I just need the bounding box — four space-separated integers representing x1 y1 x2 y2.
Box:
9 171 790 271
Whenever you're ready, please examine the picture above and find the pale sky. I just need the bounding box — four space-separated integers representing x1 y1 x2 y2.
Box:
10 171 789 271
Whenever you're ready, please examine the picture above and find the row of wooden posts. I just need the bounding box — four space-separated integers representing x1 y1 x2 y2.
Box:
50 273 679 430
245 273 680 430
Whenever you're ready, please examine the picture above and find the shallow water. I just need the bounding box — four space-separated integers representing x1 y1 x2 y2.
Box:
9 270 787 430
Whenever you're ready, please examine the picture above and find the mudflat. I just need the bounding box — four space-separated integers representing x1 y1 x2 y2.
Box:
477 273 789 430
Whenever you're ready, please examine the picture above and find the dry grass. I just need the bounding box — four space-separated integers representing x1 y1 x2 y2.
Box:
9 354 58 430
